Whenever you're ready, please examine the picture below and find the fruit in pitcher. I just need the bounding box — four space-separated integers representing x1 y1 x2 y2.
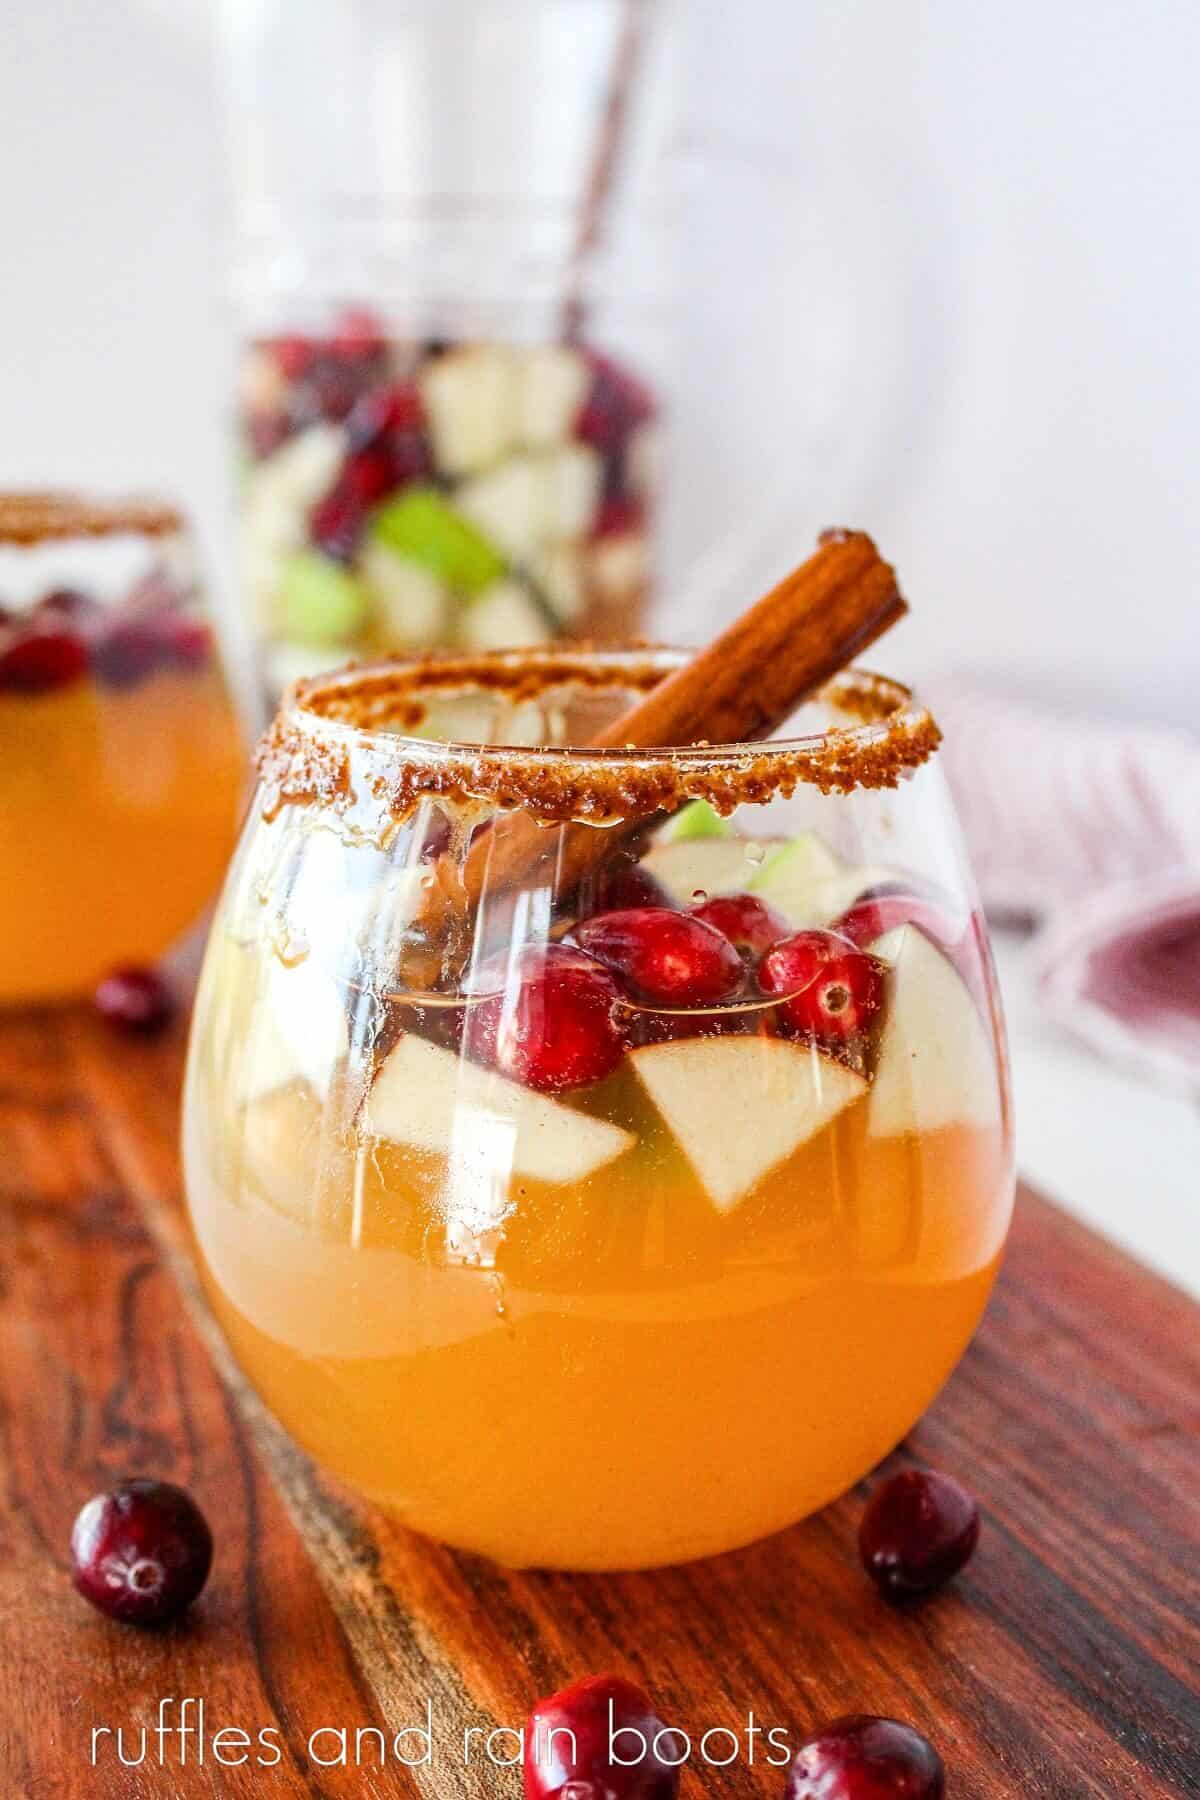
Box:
866 927 1000 1136
516 343 591 448
466 943 627 1093
631 1036 865 1211
691 891 789 957
366 1031 633 1183
71 1479 213 1627
360 542 448 648
277 550 370 645
570 908 744 1007
524 1673 682 1800
458 580 552 650
859 1468 981 1600
786 1716 945 1800
759 930 883 1047
371 487 506 595
420 343 519 475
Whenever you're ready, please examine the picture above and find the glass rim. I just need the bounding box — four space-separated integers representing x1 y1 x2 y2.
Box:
255 647 943 826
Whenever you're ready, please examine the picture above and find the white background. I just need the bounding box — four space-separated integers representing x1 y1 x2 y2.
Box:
2 1 1197 1287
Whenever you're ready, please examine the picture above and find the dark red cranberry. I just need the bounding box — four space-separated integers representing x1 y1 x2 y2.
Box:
70 1478 213 1627
0 625 89 694
269 333 314 380
836 884 959 955
344 443 400 506
347 379 424 449
575 352 657 450
390 427 433 486
308 482 365 562
592 495 646 539
467 944 626 1093
571 907 744 1008
786 1716 944 1799
524 1673 682 1800
758 929 883 1046
94 966 174 1036
155 613 212 672
859 1469 980 1601
585 861 677 916
93 616 163 688
331 305 387 361
691 891 789 957
309 355 366 424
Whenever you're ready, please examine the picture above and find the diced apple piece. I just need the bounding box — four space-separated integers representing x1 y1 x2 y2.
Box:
277 550 371 646
360 541 449 649
662 799 733 842
457 579 552 651
747 833 843 926
420 344 519 475
640 836 766 905
542 443 603 538
587 531 651 603
240 958 351 1106
530 541 586 621
370 488 505 595
517 344 590 447
867 926 1001 1137
364 1034 634 1184
457 456 547 561
631 1037 866 1212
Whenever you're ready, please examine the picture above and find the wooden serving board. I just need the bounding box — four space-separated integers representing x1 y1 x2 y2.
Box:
0 1007 1196 1799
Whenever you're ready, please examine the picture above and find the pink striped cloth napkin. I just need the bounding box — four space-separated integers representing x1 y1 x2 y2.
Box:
928 678 1200 1095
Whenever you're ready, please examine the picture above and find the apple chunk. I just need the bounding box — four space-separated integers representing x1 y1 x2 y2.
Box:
640 837 765 906
364 1033 634 1185
630 1037 866 1212
867 926 1001 1137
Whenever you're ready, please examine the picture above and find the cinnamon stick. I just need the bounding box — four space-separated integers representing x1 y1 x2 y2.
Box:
422 529 904 957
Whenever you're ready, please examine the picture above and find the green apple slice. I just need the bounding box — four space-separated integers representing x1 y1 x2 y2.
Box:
457 455 547 560
867 926 1001 1136
661 800 732 842
370 488 506 595
747 833 842 926
364 1034 634 1184
630 1037 866 1212
278 550 371 645
639 837 766 906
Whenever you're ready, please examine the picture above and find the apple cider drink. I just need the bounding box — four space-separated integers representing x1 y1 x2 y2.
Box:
184 650 1013 1569
0 494 245 1003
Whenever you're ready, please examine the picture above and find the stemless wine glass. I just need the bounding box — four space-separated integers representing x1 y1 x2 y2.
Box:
0 493 246 1003
183 648 1014 1570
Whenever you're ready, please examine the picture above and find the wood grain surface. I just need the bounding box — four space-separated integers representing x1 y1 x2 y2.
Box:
0 1006 1196 1799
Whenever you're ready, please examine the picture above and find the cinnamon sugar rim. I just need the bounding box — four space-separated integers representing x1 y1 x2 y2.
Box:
0 491 183 545
256 648 943 823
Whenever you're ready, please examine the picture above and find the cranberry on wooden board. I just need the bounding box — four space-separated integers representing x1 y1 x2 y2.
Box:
570 908 744 1008
859 1469 981 1600
524 1673 682 1800
70 1479 213 1627
758 929 883 1046
467 944 626 1093
786 1716 945 1800
94 966 174 1037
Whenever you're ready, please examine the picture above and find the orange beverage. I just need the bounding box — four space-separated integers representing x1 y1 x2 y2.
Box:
0 495 245 1002
184 651 1014 1569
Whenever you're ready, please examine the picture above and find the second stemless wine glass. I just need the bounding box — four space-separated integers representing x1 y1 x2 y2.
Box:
0 493 246 1004
184 649 1014 1570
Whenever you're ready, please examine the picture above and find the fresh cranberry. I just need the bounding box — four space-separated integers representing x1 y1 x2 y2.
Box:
309 355 366 424
347 380 424 449
576 352 657 450
786 1716 944 1799
0 624 89 694
691 891 789 958
467 944 626 1092
836 884 960 955
758 929 883 1046
246 411 292 459
585 861 677 916
155 614 212 672
308 482 365 562
331 305 387 361
859 1469 980 1601
390 427 433 486
571 908 744 1008
592 494 646 539
94 966 174 1036
342 443 399 507
524 1673 682 1800
70 1478 213 1627
269 333 314 380
93 617 163 688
